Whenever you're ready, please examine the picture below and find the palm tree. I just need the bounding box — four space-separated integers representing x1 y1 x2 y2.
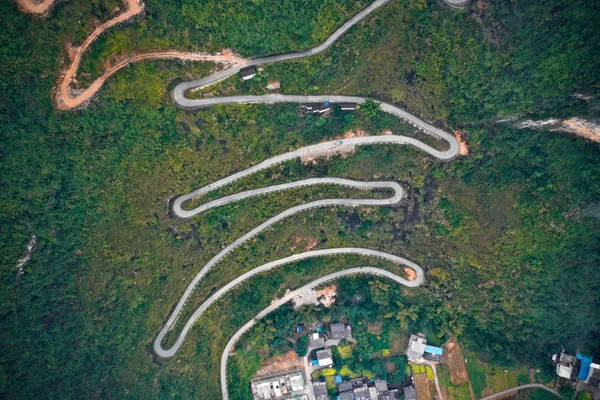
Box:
385 301 419 330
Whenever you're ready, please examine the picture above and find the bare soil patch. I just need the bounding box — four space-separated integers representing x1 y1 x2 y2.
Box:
342 129 369 139
291 284 337 309
17 0 55 14
454 131 470 156
300 144 356 163
255 351 304 378
405 267 417 281
290 236 319 252
444 342 469 385
558 118 600 143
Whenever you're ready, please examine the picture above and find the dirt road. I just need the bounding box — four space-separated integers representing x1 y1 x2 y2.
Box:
53 0 247 109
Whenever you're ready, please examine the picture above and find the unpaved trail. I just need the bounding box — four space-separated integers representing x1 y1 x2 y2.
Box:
56 50 246 110
20 0 246 109
17 0 56 15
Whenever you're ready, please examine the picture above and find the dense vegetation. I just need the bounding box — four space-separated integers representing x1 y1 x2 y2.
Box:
1 0 599 399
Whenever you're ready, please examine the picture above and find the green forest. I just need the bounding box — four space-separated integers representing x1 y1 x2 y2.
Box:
1 0 599 398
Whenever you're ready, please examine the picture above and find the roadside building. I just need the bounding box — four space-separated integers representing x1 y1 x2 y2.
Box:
239 66 257 80
309 332 326 348
312 381 328 400
552 352 580 380
302 103 331 114
329 323 353 341
339 102 358 111
316 348 333 367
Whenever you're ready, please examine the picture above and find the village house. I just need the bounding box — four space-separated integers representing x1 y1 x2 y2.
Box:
406 334 444 362
308 332 326 348
315 348 333 367
312 381 328 400
329 322 353 341
552 351 580 380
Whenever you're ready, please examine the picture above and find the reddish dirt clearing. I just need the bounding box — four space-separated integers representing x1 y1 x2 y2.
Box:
444 342 469 385
415 373 432 400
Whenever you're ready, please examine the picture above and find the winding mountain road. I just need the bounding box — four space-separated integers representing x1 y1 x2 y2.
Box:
172 0 393 96
158 4 461 399
22 0 461 396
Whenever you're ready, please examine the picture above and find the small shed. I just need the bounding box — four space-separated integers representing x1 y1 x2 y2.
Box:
339 102 358 111
239 66 257 80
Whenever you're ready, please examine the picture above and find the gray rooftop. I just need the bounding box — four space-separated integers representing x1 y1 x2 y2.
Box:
354 386 369 400
337 381 353 393
375 380 388 393
316 348 332 361
340 391 355 400
406 334 427 360
313 381 328 398
330 323 348 340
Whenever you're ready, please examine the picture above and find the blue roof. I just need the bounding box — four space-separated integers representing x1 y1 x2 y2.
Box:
335 375 342 383
424 345 443 356
577 353 593 380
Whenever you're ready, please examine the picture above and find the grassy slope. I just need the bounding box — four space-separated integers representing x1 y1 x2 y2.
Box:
0 0 599 398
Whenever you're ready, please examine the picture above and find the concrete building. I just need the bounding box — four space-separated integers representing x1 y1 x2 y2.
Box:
312 381 328 400
316 348 333 367
339 102 358 111
588 363 600 388
407 334 427 360
337 377 400 400
302 103 331 114
329 323 353 341
552 352 580 380
251 370 306 399
406 334 443 362
309 332 326 348
403 385 418 400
